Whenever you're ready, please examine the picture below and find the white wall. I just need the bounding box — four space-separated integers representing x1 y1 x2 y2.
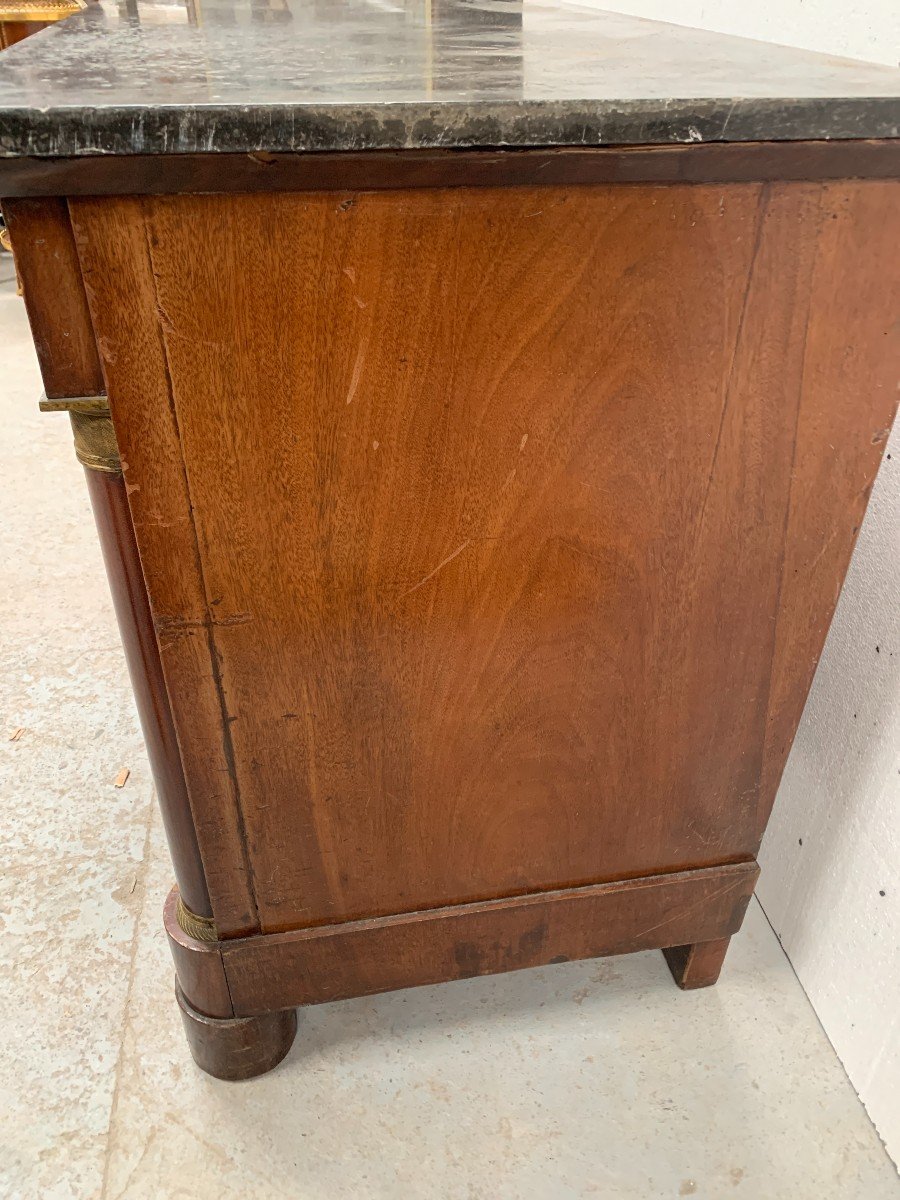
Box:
570 0 900 1166
758 423 900 1165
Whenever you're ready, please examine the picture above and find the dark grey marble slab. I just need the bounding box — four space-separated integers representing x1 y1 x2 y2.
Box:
0 0 898 157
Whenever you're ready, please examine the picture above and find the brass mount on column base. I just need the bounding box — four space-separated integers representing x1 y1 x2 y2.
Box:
175 895 219 943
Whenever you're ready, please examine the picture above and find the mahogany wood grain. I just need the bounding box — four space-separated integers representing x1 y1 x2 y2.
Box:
220 862 758 1015
663 937 731 989
2 140 899 199
87 471 212 917
69 179 897 939
69 197 260 938
2 196 103 398
175 984 297 1081
757 182 900 829
4 195 213 919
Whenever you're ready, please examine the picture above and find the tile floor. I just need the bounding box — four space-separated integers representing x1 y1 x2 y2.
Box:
1 270 897 1200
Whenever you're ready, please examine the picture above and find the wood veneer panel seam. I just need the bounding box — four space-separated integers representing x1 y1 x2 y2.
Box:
139 196 262 935
758 188 824 840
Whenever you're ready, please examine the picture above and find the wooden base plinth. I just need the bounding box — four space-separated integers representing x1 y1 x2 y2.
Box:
175 984 297 1081
165 861 754 1078
663 937 732 990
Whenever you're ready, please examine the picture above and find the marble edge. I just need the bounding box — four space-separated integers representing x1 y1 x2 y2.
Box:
0 96 899 158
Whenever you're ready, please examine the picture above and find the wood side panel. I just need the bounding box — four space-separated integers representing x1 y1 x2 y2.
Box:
75 181 841 934
221 862 759 1015
1 140 899 199
155 183 777 929
3 196 103 397
758 181 900 830
69 181 897 939
69 196 260 937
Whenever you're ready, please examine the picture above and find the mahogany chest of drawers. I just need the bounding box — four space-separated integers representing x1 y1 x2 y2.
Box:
1 0 897 1079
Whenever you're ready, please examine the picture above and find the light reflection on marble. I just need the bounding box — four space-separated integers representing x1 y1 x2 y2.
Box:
0 0 898 156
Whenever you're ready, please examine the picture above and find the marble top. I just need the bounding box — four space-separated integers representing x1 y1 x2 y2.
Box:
0 0 898 157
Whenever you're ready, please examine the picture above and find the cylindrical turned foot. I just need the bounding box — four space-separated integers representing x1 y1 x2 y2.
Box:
176 983 298 1081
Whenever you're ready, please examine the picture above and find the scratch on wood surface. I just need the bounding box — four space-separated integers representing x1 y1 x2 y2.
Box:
399 540 471 599
806 526 840 573
696 184 769 537
155 612 254 636
556 536 605 566
345 337 368 404
630 880 743 943
134 514 191 529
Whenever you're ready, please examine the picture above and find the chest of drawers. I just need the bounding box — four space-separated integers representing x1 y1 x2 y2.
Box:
1 0 897 1079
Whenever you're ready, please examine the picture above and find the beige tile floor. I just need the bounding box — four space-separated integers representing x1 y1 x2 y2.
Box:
1 268 897 1200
